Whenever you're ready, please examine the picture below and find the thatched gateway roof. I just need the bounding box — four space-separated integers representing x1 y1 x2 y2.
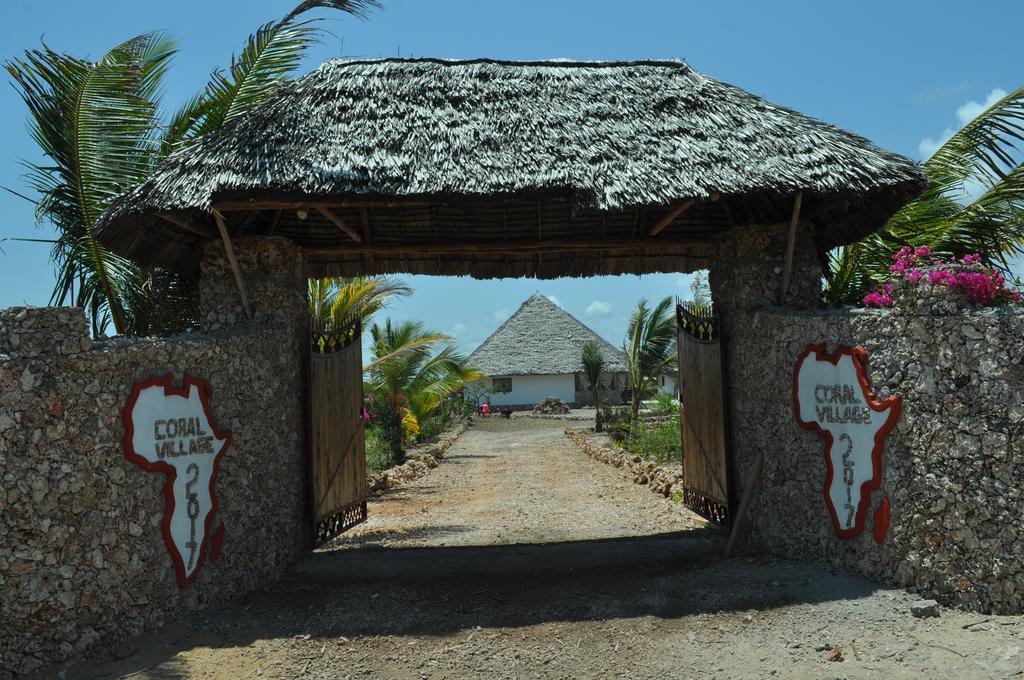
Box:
95 58 925 278
469 293 628 376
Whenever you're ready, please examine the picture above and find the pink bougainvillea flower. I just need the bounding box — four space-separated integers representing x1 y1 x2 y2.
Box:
863 288 894 308
865 246 1021 309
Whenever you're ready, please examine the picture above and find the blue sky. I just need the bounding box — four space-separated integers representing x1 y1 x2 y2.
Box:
2 0 1022 352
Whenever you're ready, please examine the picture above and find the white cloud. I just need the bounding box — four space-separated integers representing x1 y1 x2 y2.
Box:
585 300 612 316
956 88 1007 125
451 323 466 336
492 308 510 322
546 294 562 307
918 87 1007 160
675 275 695 288
918 130 953 160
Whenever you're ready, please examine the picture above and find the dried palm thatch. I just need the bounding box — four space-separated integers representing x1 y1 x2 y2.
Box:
95 58 925 278
469 293 628 376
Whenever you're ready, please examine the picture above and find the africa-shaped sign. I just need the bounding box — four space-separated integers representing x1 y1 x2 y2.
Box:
793 345 901 540
122 374 230 587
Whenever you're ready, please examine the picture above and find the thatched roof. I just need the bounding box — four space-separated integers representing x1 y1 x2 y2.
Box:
95 58 925 278
469 293 628 376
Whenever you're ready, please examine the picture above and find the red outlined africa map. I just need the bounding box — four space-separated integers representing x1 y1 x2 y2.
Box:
793 345 901 540
122 374 230 587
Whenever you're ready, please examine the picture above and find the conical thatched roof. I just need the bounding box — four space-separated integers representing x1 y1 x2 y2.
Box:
469 293 628 376
95 58 925 278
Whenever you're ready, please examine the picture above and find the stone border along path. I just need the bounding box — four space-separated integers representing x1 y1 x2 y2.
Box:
365 421 468 495
565 425 687 500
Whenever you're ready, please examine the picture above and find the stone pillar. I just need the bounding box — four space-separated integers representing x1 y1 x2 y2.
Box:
199 236 307 332
707 221 822 549
708 221 821 320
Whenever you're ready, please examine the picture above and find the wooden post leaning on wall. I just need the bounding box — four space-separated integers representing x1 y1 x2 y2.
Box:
776 191 804 305
212 209 254 320
724 450 765 558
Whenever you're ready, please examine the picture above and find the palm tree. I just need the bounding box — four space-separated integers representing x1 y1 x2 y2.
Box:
309 276 412 329
366 320 483 460
580 340 605 432
623 296 678 428
5 0 377 336
690 270 712 307
824 87 1024 304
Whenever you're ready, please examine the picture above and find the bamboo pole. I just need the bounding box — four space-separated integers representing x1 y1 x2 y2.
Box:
776 191 804 305
212 210 254 320
724 451 764 558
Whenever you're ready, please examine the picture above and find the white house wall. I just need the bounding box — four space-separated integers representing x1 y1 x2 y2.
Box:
481 374 576 407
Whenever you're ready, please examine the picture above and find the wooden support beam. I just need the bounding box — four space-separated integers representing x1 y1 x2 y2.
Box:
157 213 216 238
649 194 721 237
303 235 712 256
776 191 804 305
315 206 363 243
212 210 254 320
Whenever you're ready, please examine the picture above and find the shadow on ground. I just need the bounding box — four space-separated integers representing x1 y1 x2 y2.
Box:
43 532 893 679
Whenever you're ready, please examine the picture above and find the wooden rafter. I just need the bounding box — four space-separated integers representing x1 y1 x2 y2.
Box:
157 213 216 238
315 206 363 243
648 193 719 237
212 210 254 319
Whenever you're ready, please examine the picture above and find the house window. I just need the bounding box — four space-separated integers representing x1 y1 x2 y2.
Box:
492 377 512 394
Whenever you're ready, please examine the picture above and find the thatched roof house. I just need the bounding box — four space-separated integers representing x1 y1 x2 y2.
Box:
95 58 925 280
467 293 638 407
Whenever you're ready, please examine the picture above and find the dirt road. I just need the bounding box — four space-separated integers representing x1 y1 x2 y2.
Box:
41 419 1024 679
327 418 706 550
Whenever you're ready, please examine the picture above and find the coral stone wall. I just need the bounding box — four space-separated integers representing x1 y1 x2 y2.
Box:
710 224 1024 613
0 238 309 677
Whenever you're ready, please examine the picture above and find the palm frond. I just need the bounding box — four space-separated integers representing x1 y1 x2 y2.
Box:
6 33 176 334
926 87 1024 200
281 0 381 24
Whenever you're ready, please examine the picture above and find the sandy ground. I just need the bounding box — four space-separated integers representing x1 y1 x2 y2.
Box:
39 419 1024 679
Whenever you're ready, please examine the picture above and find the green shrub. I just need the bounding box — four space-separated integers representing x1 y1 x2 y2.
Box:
611 418 681 465
365 427 392 473
651 393 679 414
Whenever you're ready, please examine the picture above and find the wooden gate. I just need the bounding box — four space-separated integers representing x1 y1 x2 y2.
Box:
308 317 368 547
677 302 731 525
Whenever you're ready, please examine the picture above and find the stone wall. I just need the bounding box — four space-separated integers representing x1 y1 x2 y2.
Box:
0 238 310 676
710 223 1024 613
